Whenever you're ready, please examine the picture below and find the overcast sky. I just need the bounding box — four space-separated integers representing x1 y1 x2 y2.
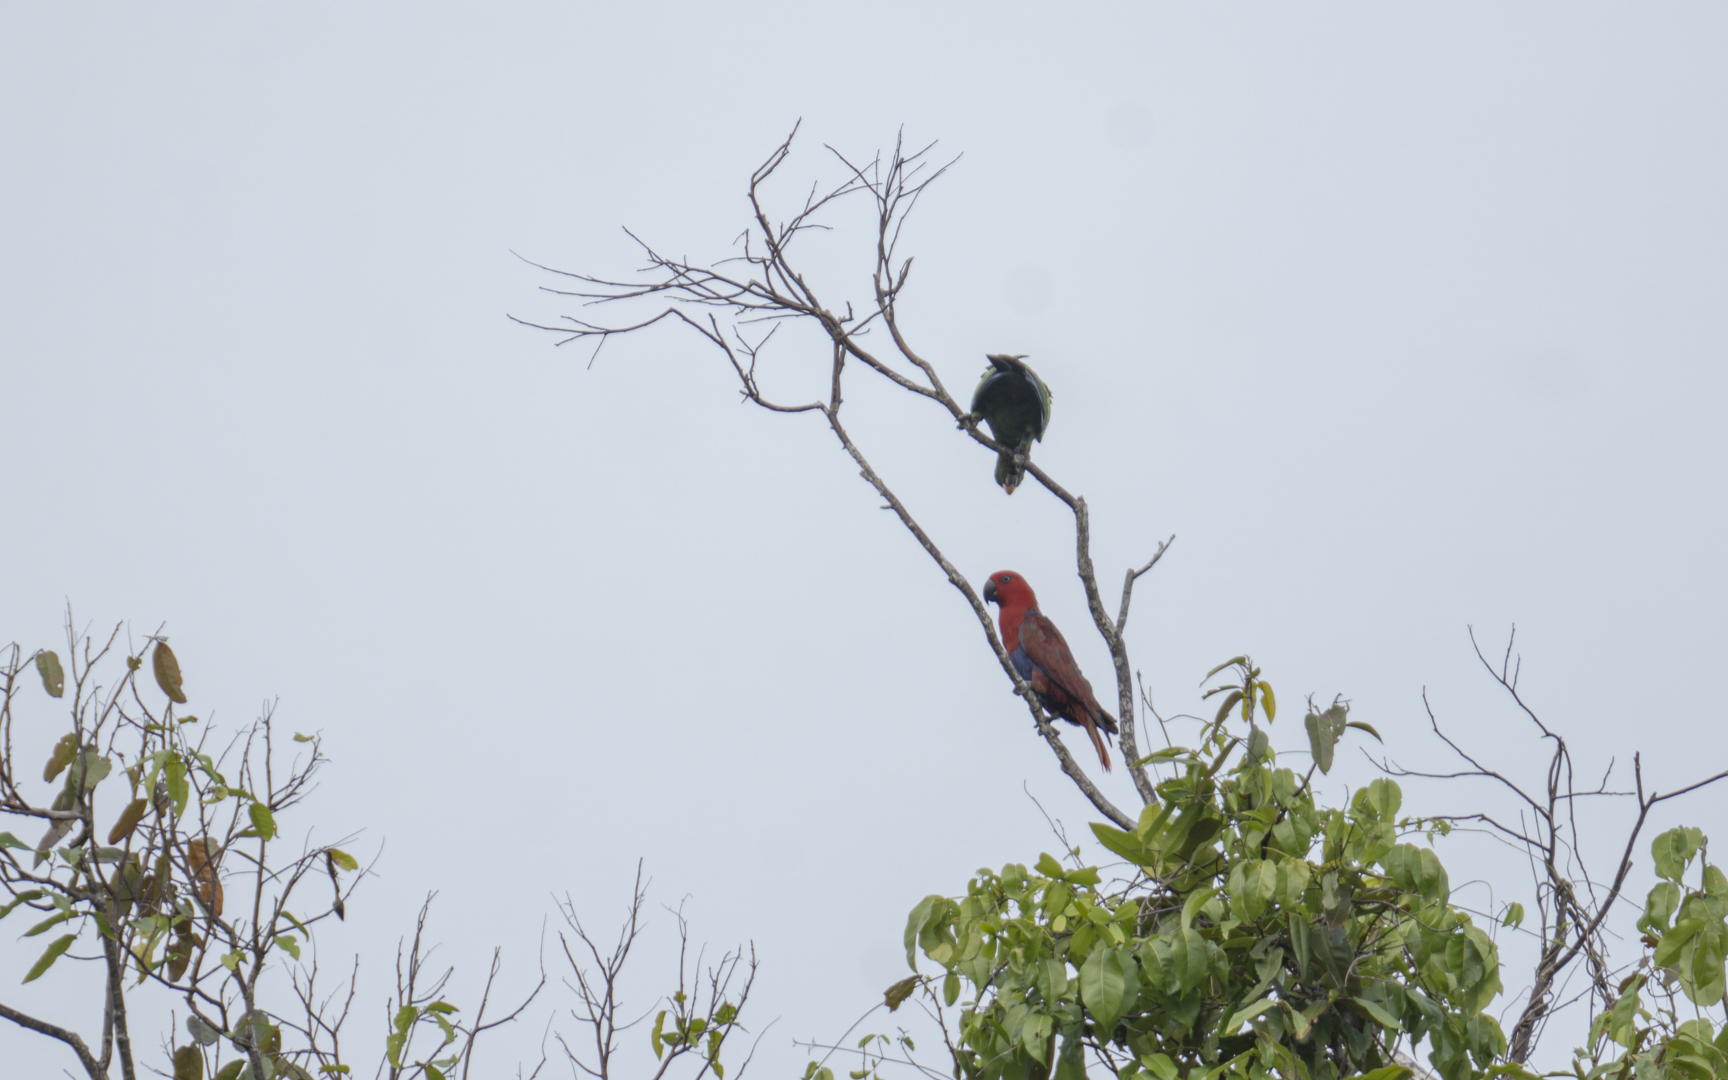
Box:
4 4 1726 1076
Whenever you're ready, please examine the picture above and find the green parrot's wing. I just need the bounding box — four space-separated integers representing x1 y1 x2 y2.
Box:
968 366 997 417
1006 358 1052 441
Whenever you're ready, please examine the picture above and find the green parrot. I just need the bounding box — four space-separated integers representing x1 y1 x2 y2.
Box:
967 353 1052 494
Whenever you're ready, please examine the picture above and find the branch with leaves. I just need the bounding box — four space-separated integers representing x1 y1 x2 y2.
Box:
551 865 764 1080
0 615 537 1080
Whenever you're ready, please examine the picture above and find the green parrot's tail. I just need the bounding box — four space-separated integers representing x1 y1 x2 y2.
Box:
994 440 1033 494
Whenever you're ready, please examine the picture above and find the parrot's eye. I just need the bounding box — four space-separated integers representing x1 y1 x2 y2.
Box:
1000 575 1012 583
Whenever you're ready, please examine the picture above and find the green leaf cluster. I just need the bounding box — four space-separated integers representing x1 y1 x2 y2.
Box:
1570 826 1728 1079
652 993 744 1079
904 670 1507 1080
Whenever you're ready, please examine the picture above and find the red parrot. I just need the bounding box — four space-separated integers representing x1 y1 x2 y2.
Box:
982 570 1119 771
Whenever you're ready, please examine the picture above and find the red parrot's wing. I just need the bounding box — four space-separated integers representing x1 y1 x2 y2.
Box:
1019 613 1104 720
1021 613 1114 771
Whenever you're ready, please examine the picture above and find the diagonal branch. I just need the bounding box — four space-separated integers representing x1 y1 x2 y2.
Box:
821 407 1132 829
0 1000 106 1080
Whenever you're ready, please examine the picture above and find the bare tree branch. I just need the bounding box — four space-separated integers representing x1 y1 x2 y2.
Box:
515 125 1165 828
0 1000 107 1080
1378 628 1728 1063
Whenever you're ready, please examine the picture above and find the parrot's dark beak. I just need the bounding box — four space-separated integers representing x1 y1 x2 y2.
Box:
983 579 998 605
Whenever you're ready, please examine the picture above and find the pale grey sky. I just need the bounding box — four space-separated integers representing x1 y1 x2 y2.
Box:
3 4 1726 1075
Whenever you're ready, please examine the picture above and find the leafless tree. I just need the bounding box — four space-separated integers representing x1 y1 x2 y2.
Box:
514 123 1171 830
552 863 763 1080
1379 626 1728 1064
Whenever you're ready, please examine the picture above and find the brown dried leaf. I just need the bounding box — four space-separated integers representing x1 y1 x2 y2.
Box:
109 798 149 845
187 838 223 916
153 641 188 704
884 975 919 1012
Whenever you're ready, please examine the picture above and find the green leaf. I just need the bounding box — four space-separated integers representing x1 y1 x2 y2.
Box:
1287 913 1310 977
1501 902 1525 929
214 1062 244 1080
1355 1068 1413 1080
0 889 44 919
187 1015 221 1046
1685 928 1726 1006
1243 860 1277 919
1244 726 1270 765
23 933 76 983
1169 928 1209 992
1180 886 1218 930
293 732 315 743
1656 919 1705 968
1351 996 1402 1029
1384 844 1450 904
1259 682 1277 722
651 1010 667 1059
173 1044 204 1080
1654 827 1706 883
1346 721 1383 743
1358 778 1401 822
319 1067 352 1075
165 757 189 818
904 896 939 970
1090 823 1155 867
275 934 301 961
1130 746 1190 768
1304 704 1347 774
0 833 29 852
36 651 65 698
1204 657 1248 681
249 802 277 842
1079 946 1137 1034
1275 859 1311 908
1138 1054 1179 1080
43 734 78 782
1212 690 1244 727
326 848 359 873
23 909 74 938
219 949 244 972
1224 996 1275 1034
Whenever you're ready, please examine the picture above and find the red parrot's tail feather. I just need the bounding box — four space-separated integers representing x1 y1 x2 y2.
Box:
1083 718 1113 772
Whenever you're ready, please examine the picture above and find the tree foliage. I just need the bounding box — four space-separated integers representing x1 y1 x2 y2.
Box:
1 619 756 1080
0 623 376 1080
1568 826 1728 1079
896 676 1504 1080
